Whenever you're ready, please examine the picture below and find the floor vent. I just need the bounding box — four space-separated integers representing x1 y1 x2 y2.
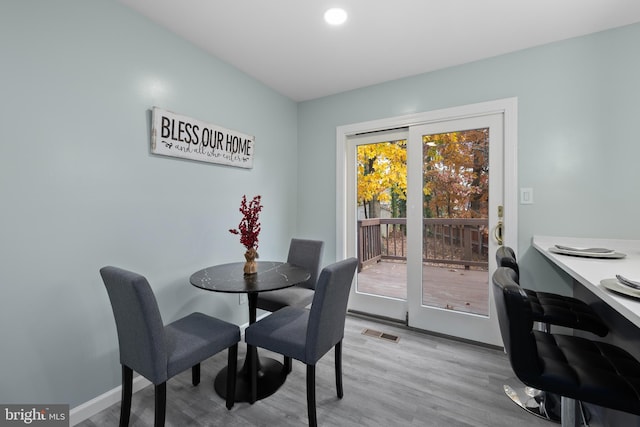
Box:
361 328 400 343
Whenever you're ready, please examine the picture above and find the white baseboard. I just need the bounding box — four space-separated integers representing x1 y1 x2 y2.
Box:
69 317 262 426
69 374 151 426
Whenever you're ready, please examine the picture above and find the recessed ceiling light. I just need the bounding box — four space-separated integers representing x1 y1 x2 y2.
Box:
324 8 347 26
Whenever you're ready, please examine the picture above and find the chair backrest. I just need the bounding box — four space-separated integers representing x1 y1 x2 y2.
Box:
491 267 541 383
305 257 358 364
100 266 168 384
287 238 324 290
495 246 519 279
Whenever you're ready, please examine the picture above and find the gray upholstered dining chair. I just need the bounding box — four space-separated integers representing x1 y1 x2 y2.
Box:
245 257 358 427
100 266 241 427
256 238 324 312
256 238 324 373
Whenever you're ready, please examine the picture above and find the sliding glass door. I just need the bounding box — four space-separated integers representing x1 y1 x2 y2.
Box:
339 99 517 345
406 114 503 345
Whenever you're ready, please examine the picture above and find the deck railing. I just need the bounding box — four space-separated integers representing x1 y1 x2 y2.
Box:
357 217 489 271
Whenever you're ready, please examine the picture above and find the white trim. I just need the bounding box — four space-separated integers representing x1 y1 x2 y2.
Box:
502 98 519 253
336 127 348 260
70 319 257 425
70 375 151 426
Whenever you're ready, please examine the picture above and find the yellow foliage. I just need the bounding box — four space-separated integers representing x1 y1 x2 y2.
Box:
357 141 407 205
356 129 488 219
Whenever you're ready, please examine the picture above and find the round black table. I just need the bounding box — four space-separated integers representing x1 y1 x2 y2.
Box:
190 261 310 402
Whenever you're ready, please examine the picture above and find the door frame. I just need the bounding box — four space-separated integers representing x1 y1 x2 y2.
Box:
407 113 504 346
336 98 518 341
345 128 410 321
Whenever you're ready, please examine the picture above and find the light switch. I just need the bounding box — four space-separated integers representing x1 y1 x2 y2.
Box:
520 188 533 204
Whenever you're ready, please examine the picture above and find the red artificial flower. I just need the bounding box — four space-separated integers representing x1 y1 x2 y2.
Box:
229 195 263 250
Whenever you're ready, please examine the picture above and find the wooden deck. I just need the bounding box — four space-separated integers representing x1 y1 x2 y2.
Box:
356 260 489 316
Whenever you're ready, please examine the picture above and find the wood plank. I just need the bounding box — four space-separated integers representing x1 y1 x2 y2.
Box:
356 261 489 316
76 315 551 426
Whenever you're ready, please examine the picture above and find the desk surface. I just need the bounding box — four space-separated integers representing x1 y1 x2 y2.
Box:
190 261 310 294
533 235 640 328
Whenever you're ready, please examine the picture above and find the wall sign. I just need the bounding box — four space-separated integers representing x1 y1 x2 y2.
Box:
151 107 255 169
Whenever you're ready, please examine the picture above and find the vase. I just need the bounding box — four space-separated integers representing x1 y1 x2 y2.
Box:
243 247 258 275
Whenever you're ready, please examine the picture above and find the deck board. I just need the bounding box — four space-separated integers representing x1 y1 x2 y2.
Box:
356 260 489 316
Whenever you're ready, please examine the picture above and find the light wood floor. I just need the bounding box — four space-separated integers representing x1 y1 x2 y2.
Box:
76 315 551 427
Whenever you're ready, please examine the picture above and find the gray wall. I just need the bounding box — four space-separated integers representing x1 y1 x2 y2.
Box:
298 22 640 296
0 1 300 407
2 0 640 415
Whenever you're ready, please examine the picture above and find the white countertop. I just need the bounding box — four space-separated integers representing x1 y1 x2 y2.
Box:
532 235 640 328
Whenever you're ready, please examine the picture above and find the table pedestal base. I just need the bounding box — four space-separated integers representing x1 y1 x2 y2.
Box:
214 356 287 402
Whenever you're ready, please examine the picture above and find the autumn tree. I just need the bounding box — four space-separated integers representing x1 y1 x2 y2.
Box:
357 141 407 218
356 131 488 220
422 129 488 219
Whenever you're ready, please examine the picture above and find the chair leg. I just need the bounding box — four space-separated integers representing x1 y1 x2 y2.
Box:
226 344 238 410
335 341 343 398
307 364 317 427
154 382 166 427
284 356 292 374
192 363 200 386
120 365 133 427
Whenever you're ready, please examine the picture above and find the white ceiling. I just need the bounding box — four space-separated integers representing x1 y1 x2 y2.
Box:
118 0 640 102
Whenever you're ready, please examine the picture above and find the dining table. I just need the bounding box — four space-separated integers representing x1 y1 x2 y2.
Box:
190 261 310 403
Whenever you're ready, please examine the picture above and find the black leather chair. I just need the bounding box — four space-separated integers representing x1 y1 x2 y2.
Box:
245 257 358 427
100 266 241 427
495 246 607 337
496 247 609 421
493 267 640 427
